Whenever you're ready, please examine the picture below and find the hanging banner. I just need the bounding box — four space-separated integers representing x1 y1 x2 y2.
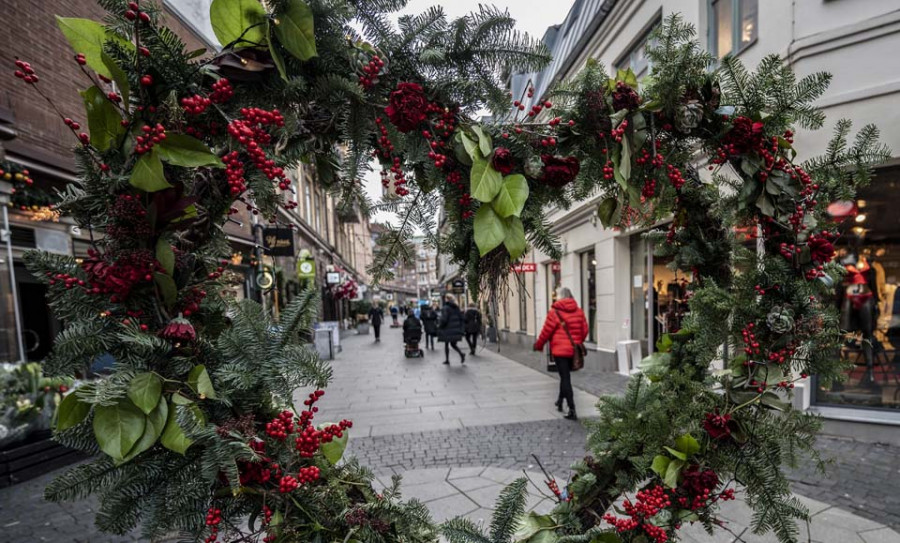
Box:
512 263 537 273
550 261 561 272
262 227 295 256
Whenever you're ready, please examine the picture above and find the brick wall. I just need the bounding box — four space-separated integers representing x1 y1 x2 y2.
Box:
0 0 213 173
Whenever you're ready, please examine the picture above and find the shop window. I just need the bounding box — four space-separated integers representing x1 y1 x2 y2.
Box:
580 250 597 343
710 0 757 59
631 232 691 353
817 171 900 411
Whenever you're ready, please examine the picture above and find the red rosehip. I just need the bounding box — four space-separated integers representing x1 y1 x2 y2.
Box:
140 75 153 86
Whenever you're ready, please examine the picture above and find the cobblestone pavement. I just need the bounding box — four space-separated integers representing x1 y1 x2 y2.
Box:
2 327 899 541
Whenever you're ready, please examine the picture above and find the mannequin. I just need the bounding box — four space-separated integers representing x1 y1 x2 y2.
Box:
840 253 879 385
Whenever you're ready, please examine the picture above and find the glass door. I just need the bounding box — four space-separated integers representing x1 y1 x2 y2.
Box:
580 250 596 343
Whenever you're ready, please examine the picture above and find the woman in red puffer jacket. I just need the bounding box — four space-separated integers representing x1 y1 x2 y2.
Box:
534 287 588 420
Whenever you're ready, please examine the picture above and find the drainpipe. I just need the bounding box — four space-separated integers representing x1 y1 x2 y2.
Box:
0 180 25 362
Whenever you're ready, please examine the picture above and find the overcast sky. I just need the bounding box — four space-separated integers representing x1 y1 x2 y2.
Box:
168 0 575 225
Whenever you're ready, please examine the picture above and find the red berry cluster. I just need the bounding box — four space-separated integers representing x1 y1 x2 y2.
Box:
603 485 672 543
265 410 296 440
209 78 234 103
609 119 628 143
374 117 409 195
358 55 384 89
45 271 86 291
107 194 151 240
223 151 246 196
713 116 766 162
297 465 320 484
204 507 221 543
227 108 286 185
135 124 166 154
278 474 299 493
545 478 570 502
13 59 39 84
741 322 760 356
181 79 233 115
124 2 151 22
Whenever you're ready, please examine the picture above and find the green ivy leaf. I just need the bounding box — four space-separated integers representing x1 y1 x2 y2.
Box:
101 52 129 107
55 17 132 78
155 239 175 276
675 434 701 456
157 134 224 168
664 458 685 488
119 397 167 464
456 131 480 164
597 197 621 228
209 0 268 48
268 24 289 82
273 0 317 61
318 422 348 464
127 373 162 416
93 399 146 461
130 149 171 192
160 402 192 455
504 216 526 261
473 205 506 256
470 156 503 202
651 455 671 479
492 174 529 218
56 392 90 431
153 272 177 308
187 365 217 400
79 86 123 152
663 446 687 461
471 125 492 157
171 392 194 405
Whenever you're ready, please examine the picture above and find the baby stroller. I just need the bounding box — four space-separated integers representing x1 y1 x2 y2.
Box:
403 316 424 358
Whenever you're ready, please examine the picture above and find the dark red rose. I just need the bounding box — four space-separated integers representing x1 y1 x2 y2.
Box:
703 411 732 440
160 315 196 342
680 465 719 497
722 116 766 155
612 81 641 111
491 147 515 175
809 237 835 264
384 82 428 133
540 155 580 187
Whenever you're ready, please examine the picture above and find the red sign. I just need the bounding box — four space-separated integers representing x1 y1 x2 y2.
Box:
512 262 537 273
550 261 561 272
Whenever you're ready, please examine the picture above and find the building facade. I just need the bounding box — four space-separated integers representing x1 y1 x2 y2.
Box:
495 0 900 433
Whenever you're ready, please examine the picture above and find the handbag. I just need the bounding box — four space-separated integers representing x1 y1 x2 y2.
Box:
554 309 586 371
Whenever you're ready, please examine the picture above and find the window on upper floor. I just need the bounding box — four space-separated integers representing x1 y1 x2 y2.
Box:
710 0 757 59
616 21 660 79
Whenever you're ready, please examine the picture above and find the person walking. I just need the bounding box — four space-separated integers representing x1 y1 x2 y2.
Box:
368 303 385 343
534 287 588 420
464 304 482 355
390 304 399 326
420 304 439 350
438 294 466 365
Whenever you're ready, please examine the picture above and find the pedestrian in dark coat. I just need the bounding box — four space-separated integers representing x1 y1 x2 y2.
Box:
420 304 439 349
534 287 588 420
438 294 465 365
463 306 482 355
368 304 385 342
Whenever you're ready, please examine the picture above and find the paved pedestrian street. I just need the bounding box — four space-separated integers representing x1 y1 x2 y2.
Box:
2 325 900 542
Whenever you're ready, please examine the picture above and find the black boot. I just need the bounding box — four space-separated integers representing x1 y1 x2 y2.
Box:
564 408 577 421
443 360 450 365
460 353 466 364
554 399 563 412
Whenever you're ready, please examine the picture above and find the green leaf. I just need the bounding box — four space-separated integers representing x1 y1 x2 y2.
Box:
618 134 631 182
492 174 529 218
268 24 289 81
318 422 348 464
55 17 132 78
457 132 481 163
664 458 685 488
273 0 317 61
120 397 167 463
655 333 673 353
663 446 687 461
651 455 671 478
101 52 129 107
675 434 701 456
56 392 90 431
591 535 623 543
597 197 621 228
471 125 492 157
130 149 171 192
473 205 506 256
160 402 192 455
79 86 123 152
755 191 775 216
210 0 268 48
155 239 175 276
157 134 224 168
127 373 163 415
171 392 194 405
514 512 558 542
187 365 217 400
470 156 503 202
760 391 791 411
153 273 177 308
93 399 146 461
504 216 526 261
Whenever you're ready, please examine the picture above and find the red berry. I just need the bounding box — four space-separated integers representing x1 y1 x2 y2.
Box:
140 75 153 86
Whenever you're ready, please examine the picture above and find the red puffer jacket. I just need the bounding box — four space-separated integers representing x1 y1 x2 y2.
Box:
534 298 589 357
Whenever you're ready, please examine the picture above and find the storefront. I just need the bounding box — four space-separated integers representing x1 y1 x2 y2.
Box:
816 167 900 413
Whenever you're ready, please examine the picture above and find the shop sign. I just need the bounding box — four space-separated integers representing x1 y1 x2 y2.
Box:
326 272 341 284
512 262 537 273
451 279 465 294
262 227 294 256
550 261 561 272
297 258 316 279
256 268 275 290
